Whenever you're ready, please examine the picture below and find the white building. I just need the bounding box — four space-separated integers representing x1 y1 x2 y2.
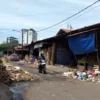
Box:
23 29 28 45
23 29 37 45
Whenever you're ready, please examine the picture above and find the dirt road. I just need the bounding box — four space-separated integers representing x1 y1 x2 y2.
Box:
14 63 100 100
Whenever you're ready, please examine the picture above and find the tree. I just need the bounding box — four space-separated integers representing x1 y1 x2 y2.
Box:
0 43 21 52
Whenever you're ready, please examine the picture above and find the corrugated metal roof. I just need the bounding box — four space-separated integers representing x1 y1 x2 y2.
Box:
25 23 100 45
68 23 100 37
56 29 71 35
33 29 71 44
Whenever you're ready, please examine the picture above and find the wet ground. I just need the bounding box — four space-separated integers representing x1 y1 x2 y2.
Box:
10 82 31 100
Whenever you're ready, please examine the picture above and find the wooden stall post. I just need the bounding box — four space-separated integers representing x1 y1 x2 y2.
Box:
46 47 51 65
95 31 100 70
51 42 56 65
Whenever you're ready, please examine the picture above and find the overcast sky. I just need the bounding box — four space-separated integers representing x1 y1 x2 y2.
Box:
0 0 100 43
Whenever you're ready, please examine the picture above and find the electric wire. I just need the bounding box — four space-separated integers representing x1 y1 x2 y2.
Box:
36 0 100 32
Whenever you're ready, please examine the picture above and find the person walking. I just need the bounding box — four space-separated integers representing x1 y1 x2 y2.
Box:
38 53 47 74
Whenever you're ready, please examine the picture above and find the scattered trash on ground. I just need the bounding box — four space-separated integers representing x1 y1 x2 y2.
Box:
62 65 100 83
16 60 25 65
0 57 39 85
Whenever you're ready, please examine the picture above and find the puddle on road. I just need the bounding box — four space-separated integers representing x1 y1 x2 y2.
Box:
10 82 31 100
9 70 41 100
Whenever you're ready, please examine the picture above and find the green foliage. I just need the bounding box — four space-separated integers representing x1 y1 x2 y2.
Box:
0 43 21 51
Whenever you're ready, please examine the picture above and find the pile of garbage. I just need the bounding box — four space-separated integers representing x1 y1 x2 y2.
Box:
2 55 9 64
0 65 12 85
62 65 100 83
6 66 38 82
1 55 15 67
0 64 38 85
0 56 39 85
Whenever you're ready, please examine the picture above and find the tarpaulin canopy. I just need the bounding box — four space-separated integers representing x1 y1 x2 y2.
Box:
68 31 96 55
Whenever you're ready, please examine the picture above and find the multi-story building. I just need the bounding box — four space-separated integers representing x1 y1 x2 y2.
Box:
23 29 37 45
7 37 18 44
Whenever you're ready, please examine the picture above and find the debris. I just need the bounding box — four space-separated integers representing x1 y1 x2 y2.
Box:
0 58 39 85
98 79 100 83
6 66 38 82
16 60 25 65
0 65 12 85
62 65 100 83
62 72 69 77
2 55 9 64
12 66 21 71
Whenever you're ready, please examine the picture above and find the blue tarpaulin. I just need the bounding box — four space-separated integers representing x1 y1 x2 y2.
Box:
68 31 96 55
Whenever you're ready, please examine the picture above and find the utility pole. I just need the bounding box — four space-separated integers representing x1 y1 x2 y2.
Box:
27 30 28 44
22 29 24 59
13 29 24 58
6 38 9 55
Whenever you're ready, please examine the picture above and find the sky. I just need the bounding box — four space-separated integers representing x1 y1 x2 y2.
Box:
0 0 100 43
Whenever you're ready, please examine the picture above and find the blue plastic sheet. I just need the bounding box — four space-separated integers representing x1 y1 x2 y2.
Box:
68 31 96 55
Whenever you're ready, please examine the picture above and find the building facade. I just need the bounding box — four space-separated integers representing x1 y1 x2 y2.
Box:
7 37 18 44
23 29 37 45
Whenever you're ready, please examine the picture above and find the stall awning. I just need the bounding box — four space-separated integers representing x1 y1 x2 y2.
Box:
34 42 43 49
68 31 96 55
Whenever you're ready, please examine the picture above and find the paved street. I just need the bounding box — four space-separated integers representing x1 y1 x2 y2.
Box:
14 63 100 100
